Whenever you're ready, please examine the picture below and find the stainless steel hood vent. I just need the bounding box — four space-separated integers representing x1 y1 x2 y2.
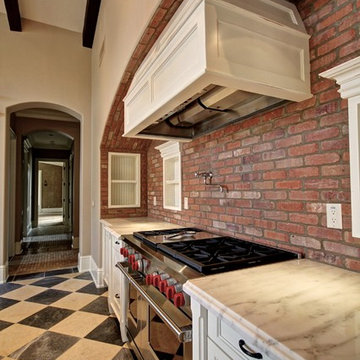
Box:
140 85 286 139
124 0 312 142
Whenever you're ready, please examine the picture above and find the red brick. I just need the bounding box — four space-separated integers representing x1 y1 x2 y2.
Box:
321 137 348 151
289 191 319 201
345 258 360 272
318 29 356 56
263 170 287 180
264 230 289 242
324 241 360 257
277 201 304 212
312 78 335 94
253 143 273 153
264 210 288 221
304 153 340 166
286 97 317 113
274 114 301 128
289 213 319 225
254 219 276 230
310 26 336 48
264 191 287 200
252 200 275 210
289 167 319 178
275 135 302 149
253 181 274 190
288 143 319 157
242 136 260 146
321 165 350 176
244 226 263 237
277 222 305 235
306 203 326 213
290 235 321 249
288 120 317 135
317 3 353 31
263 128 285 142
304 178 339 189
303 102 338 120
308 226 343 241
262 149 286 161
311 51 337 71
253 162 275 171
275 180 302 189
339 39 360 58
275 158 303 169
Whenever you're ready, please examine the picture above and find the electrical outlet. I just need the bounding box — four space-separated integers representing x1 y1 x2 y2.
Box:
184 197 189 210
326 203 342 229
153 196 157 206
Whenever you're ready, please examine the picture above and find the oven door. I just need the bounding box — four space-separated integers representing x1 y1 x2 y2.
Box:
116 262 192 360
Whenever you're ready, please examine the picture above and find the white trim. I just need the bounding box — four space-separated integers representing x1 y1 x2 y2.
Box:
108 152 141 208
320 56 360 237
78 254 91 272
156 142 182 211
0 263 8 284
90 257 105 288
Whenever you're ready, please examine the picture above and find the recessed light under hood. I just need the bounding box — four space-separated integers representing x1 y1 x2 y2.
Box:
123 0 312 142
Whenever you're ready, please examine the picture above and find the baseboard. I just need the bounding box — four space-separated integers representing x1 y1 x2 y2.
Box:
0 263 8 284
78 254 91 273
72 236 79 249
78 254 104 288
90 257 105 288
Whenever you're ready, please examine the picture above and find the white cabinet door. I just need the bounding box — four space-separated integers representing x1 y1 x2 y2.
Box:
208 338 233 360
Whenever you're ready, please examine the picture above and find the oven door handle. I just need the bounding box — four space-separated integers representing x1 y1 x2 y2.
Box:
116 262 192 343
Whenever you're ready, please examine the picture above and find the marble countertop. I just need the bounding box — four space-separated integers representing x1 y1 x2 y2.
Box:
100 217 181 235
184 259 360 360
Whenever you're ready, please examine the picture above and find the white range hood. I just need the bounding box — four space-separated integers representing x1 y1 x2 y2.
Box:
123 0 312 141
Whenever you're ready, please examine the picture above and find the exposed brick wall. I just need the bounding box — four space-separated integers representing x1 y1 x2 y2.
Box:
148 0 360 272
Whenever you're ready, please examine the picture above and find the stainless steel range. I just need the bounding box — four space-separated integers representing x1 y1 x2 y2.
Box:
116 227 299 360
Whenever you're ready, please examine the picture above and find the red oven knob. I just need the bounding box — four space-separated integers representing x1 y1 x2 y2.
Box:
120 247 125 255
153 275 162 288
165 286 175 299
159 280 168 292
174 292 185 307
122 248 128 257
146 274 153 285
166 283 183 299
159 278 177 293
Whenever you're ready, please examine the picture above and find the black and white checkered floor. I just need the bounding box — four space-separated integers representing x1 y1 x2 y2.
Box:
0 269 135 360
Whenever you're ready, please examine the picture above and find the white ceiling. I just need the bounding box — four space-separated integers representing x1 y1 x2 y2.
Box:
27 131 74 150
0 0 87 33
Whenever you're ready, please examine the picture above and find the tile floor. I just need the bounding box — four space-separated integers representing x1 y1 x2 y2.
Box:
0 269 135 360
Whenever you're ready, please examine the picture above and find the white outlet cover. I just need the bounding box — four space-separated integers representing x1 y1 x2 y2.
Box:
153 196 157 206
184 197 189 210
326 203 342 229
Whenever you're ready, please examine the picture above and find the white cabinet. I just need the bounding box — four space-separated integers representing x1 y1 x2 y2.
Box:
102 226 125 317
191 299 281 360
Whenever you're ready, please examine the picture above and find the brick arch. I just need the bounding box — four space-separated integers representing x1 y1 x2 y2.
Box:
100 0 184 218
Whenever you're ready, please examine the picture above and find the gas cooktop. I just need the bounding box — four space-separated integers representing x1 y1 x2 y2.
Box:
133 227 221 248
158 236 299 274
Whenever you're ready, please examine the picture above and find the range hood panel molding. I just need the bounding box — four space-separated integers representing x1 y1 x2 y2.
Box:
124 0 312 142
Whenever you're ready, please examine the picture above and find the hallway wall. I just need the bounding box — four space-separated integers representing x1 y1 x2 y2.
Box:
0 14 91 276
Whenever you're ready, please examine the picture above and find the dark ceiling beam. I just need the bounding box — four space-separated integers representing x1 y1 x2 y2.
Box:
4 0 22 32
82 0 101 48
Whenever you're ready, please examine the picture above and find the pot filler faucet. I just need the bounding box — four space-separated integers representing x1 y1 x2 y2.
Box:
194 171 227 193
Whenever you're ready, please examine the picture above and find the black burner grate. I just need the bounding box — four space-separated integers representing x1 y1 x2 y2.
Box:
158 237 298 274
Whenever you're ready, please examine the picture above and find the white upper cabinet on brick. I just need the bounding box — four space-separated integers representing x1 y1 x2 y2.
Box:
123 0 312 142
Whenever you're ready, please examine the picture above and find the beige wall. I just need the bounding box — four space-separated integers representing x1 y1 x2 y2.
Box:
0 14 91 267
90 0 160 267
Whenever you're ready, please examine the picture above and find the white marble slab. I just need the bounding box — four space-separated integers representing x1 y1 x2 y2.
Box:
100 217 181 235
184 259 360 360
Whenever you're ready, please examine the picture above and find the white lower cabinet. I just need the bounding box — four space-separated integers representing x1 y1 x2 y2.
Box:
208 338 232 360
102 226 124 318
191 299 274 360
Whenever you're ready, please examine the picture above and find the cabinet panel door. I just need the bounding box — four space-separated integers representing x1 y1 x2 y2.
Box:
208 338 233 360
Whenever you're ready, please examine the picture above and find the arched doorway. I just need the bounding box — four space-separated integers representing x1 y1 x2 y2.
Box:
7 105 81 277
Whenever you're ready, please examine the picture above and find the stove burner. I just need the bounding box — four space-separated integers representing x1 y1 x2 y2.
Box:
158 237 298 274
